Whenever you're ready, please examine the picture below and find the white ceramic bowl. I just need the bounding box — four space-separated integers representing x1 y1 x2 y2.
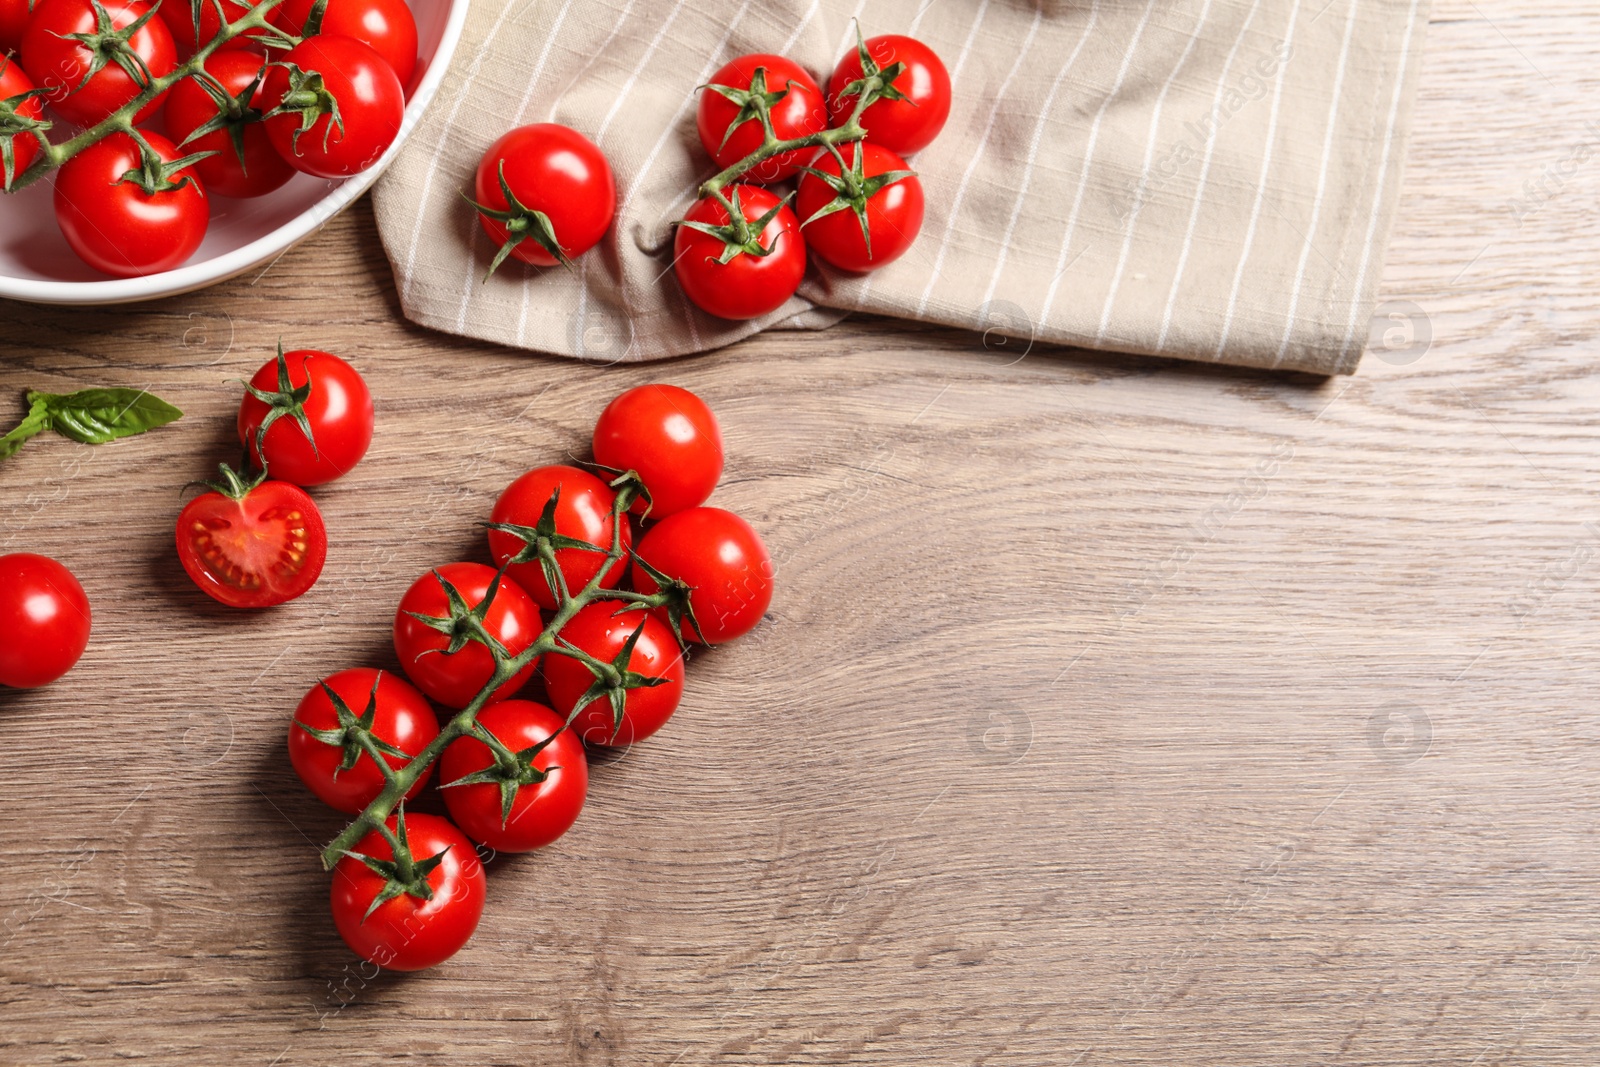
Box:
0 0 468 305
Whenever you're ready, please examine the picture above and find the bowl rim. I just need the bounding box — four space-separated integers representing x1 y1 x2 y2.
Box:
0 0 471 307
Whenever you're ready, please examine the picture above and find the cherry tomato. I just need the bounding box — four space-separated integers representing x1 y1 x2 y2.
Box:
272 0 417 89
826 33 950 155
486 465 631 611
393 562 541 710
591 384 723 520
21 0 176 127
796 142 923 273
674 184 804 321
0 56 44 188
632 507 772 645
472 123 615 271
164 50 295 200
236 348 374 486
53 131 209 278
439 700 587 851
156 0 263 57
0 553 90 689
697 53 825 183
289 668 440 814
330 813 485 971
0 0 33 55
541 604 685 747
176 476 327 609
262 35 403 179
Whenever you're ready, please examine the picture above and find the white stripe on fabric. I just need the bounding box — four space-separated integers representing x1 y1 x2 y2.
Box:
544 0 646 123
1211 0 1305 359
1156 0 1263 351
1336 0 1422 365
1036 0 1160 331
975 0 1099 317
1094 0 1215 344
1272 0 1359 367
833 0 869 63
398 0 544 306
912 3 1043 317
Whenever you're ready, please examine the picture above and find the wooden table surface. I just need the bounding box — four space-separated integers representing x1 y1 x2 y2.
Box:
3 2 1598 1064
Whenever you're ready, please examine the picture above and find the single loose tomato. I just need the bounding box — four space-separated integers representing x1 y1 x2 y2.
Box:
262 34 403 178
0 56 44 189
439 700 587 851
176 473 327 608
471 123 615 274
164 50 295 199
697 53 825 182
591 384 723 520
632 506 772 645
674 184 804 321
541 604 685 747
236 347 374 486
157 0 263 57
289 668 440 814
393 562 541 710
272 0 417 89
53 131 209 278
0 553 90 689
331 812 486 971
796 142 923 273
21 0 176 127
486 465 631 611
0 0 33 55
826 33 950 155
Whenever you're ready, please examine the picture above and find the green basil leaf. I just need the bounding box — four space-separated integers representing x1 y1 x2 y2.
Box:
28 388 183 446
0 398 52 460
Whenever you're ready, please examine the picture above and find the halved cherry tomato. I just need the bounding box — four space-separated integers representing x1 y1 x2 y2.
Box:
272 0 417 89
262 34 403 178
826 33 950 155
631 506 773 645
591 384 723 520
236 348 374 486
392 562 541 709
486 465 631 611
674 184 805 321
0 553 90 689
542 603 685 747
289 668 440 814
21 0 176 126
439 700 587 851
176 475 327 609
164 50 295 200
697 53 826 182
796 142 923 273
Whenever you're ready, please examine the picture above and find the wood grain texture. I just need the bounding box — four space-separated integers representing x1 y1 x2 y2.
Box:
3 3 1600 1063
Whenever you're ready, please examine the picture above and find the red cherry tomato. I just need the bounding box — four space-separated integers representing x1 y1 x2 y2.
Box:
262 35 403 178
439 700 587 851
0 57 44 188
164 50 295 200
0 0 32 54
472 123 615 270
541 604 685 747
289 668 440 814
21 0 176 126
176 477 328 608
632 507 773 645
330 813 485 971
156 0 262 57
235 348 374 486
591 384 723 520
796 142 923 273
697 53 825 182
393 562 542 710
53 131 209 278
0 553 90 689
674 184 805 321
486 465 631 611
272 0 417 89
826 33 950 155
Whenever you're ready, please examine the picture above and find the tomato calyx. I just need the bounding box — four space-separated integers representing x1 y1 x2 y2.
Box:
191 458 269 501
482 484 610 603
834 22 911 114
702 65 791 153
234 341 321 467
554 615 672 739
679 186 794 265
0 86 51 191
296 672 418 779
339 808 448 921
177 64 270 168
796 145 916 260
262 60 344 154
402 565 516 659
62 0 164 95
441 721 561 828
465 159 573 279
628 553 704 650
116 132 214 195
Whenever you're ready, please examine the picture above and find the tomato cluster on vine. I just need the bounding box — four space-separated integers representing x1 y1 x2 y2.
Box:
0 0 416 276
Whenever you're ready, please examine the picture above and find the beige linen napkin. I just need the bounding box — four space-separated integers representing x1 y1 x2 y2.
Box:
372 0 1431 375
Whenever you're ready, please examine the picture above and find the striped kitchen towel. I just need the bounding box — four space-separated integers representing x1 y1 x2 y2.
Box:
372 0 1432 375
